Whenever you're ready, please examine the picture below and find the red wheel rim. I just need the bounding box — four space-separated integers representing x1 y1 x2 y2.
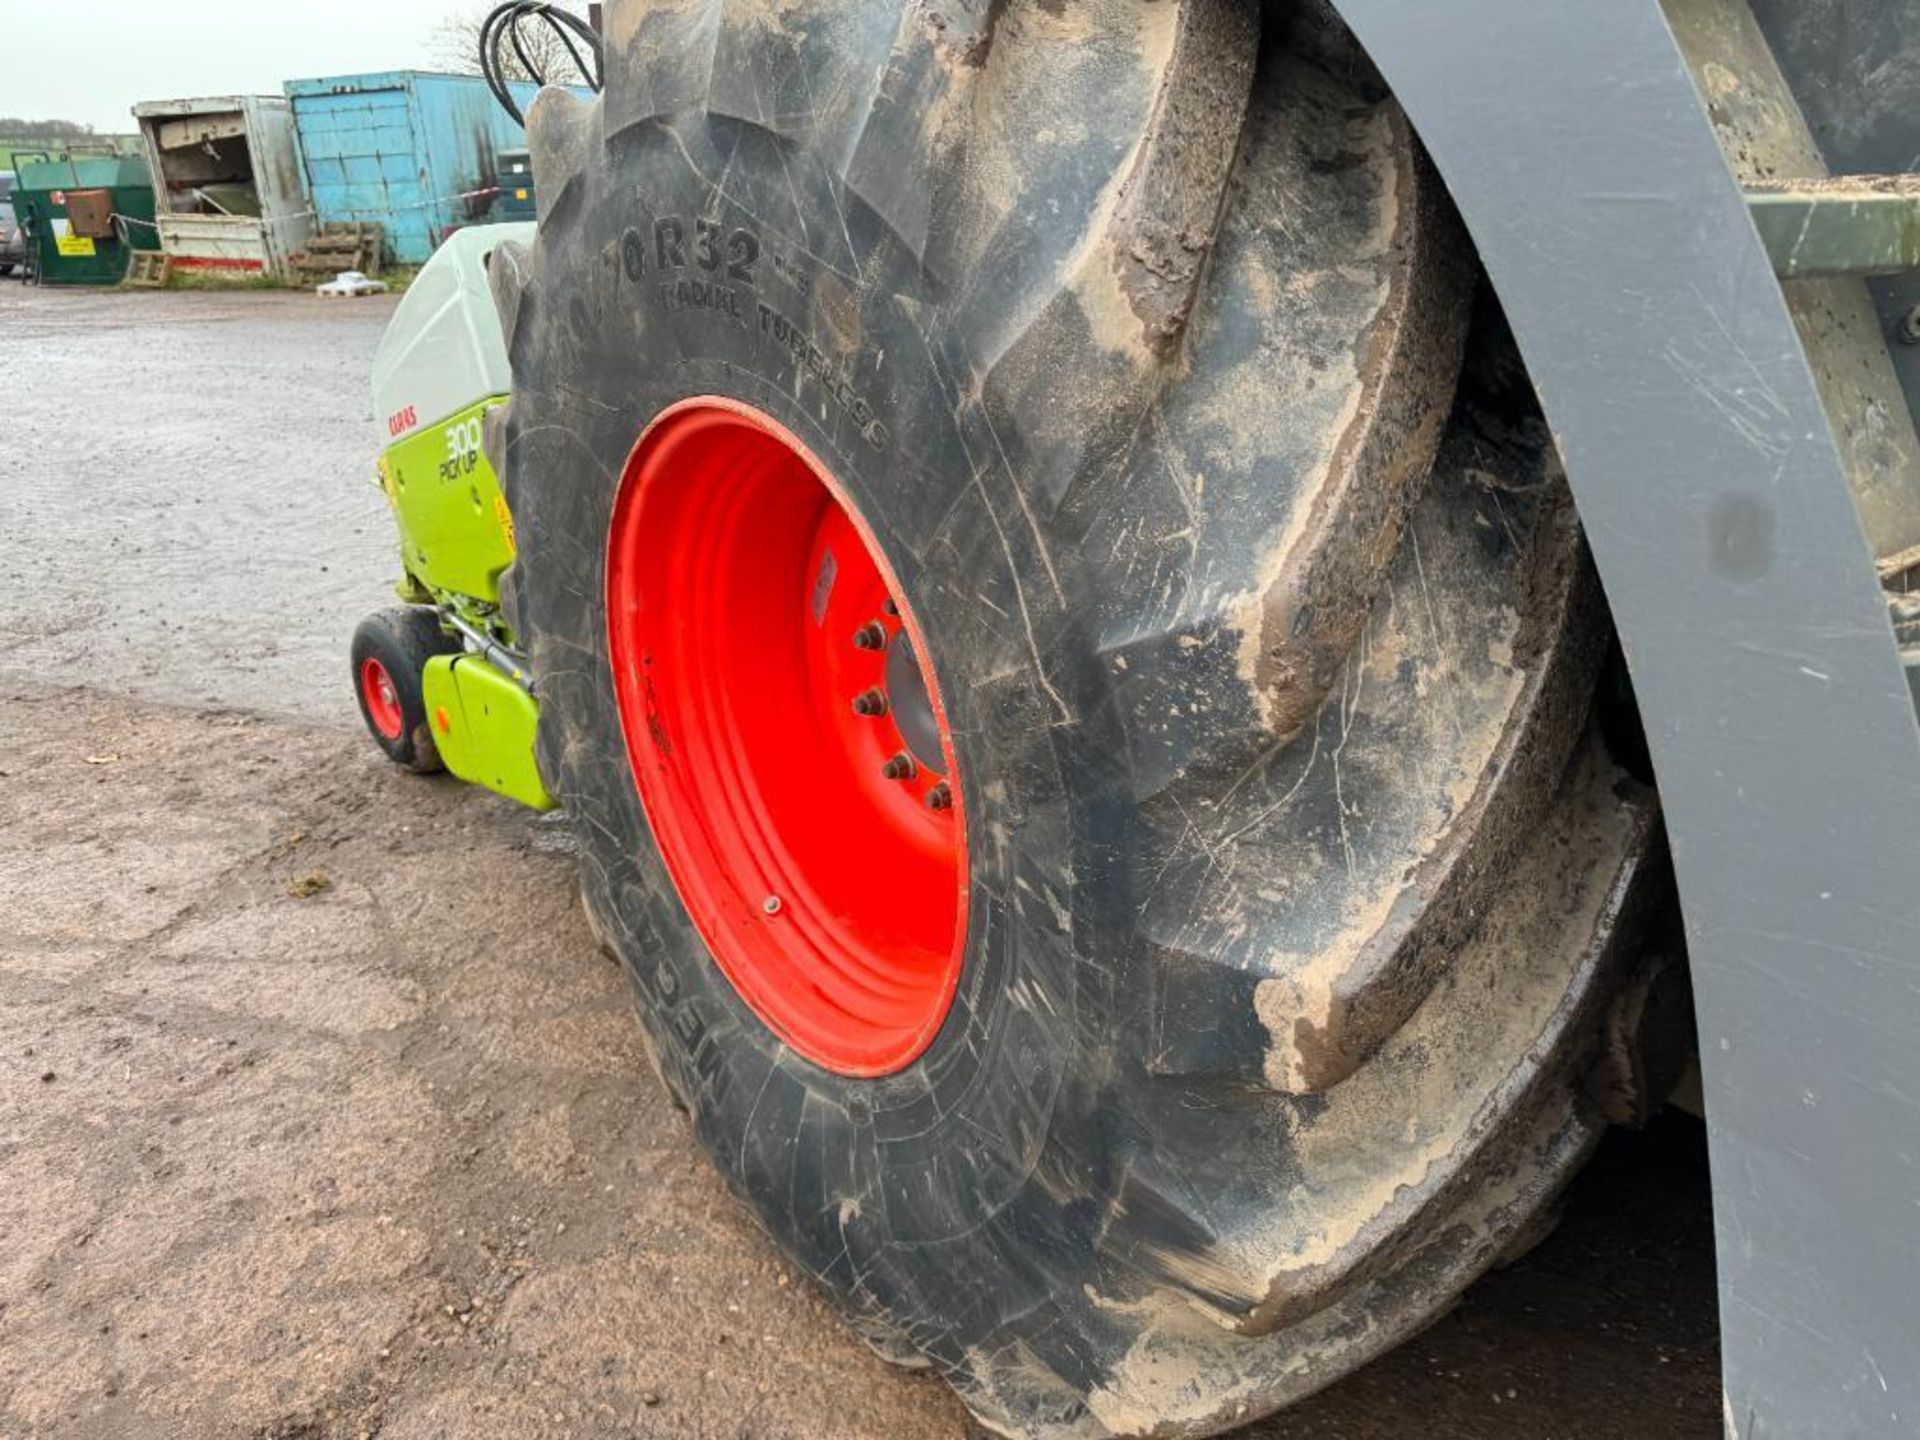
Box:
361 656 406 742
607 399 969 1077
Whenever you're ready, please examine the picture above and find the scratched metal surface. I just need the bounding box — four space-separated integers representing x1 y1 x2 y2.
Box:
1331 2 1920 1434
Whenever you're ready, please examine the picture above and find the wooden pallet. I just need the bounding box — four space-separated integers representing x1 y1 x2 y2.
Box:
125 251 171 288
289 223 385 280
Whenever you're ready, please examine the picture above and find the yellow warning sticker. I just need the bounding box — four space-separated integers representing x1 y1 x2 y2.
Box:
494 494 517 553
54 224 96 258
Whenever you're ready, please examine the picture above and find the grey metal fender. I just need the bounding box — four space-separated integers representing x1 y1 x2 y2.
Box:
1330 3 1920 1436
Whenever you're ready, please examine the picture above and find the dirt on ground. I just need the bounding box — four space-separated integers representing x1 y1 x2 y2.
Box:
0 283 1721 1440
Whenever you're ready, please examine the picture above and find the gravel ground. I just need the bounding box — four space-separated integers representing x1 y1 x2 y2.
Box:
0 282 1722 1440
4 286 399 726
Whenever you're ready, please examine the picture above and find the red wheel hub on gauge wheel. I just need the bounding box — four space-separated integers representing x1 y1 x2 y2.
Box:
606 399 969 1077
360 657 406 742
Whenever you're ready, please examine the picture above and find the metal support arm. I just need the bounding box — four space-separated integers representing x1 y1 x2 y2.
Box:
1747 178 1920 279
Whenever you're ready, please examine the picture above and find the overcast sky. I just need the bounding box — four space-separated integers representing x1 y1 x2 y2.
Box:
13 0 467 132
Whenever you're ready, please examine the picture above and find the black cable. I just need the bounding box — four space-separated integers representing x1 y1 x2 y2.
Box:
480 5 532 122
548 23 597 87
506 15 541 89
479 1 604 127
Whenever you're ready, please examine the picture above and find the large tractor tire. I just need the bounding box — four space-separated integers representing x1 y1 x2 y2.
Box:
488 2 1667 1435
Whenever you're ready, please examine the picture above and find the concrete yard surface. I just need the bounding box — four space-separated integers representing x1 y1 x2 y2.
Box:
2 286 402 728
2 283 1720 1439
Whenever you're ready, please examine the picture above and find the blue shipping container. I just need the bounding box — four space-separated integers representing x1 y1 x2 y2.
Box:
285 71 585 265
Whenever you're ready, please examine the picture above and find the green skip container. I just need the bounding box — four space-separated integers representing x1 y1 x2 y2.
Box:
10 154 161 285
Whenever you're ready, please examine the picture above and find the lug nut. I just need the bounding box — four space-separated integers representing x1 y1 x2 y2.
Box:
926 784 953 812
852 622 887 651
762 895 783 916
883 752 918 782
852 688 889 718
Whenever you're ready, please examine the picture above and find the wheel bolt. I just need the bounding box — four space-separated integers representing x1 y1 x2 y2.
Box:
762 895 783 916
926 784 953 812
852 622 887 651
852 688 889 718
883 752 917 782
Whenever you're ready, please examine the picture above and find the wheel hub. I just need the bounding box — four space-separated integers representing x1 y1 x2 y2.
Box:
360 657 405 741
605 399 968 1077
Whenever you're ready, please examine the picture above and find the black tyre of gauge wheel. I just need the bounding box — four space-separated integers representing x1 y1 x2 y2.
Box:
351 607 457 773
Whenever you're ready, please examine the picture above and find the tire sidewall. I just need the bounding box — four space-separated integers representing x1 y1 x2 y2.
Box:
351 609 447 772
511 117 1128 1289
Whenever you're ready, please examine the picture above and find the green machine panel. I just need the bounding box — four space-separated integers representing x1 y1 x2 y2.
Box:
381 397 518 604
422 654 553 811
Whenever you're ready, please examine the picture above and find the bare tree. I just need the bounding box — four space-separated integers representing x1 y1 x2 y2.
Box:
428 3 596 83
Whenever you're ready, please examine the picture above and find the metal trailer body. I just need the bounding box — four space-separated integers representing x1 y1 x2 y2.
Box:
131 95 311 279
284 72 585 266
1330 1 1920 1435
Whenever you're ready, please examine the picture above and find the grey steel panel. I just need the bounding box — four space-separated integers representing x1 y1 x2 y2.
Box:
1332 3 1920 1435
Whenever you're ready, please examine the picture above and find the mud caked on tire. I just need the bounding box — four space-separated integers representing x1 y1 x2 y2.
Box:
489 2 1667 1435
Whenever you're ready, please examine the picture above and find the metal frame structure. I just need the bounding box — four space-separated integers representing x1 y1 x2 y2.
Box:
1332 2 1920 1434
131 96 312 279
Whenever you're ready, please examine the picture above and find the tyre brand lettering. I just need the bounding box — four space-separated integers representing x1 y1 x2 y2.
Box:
620 215 886 448
654 216 686 270
757 302 890 451
695 218 721 272
647 972 729 1104
725 229 761 284
628 216 761 286
772 250 811 298
620 899 728 1106
661 276 743 320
